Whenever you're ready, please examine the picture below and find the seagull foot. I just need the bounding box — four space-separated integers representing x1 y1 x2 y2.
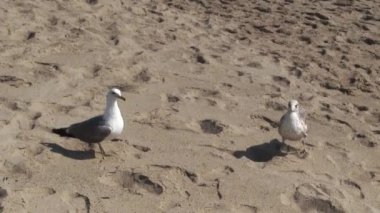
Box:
296 149 308 159
279 143 290 154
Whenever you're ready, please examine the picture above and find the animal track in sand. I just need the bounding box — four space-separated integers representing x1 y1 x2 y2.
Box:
250 114 279 128
199 119 225 134
235 204 258 213
353 104 369 112
260 83 281 95
272 76 290 87
65 28 85 40
294 183 345 213
3 160 31 178
133 68 152 83
340 179 365 199
347 71 375 93
30 112 42 130
26 144 45 156
0 187 7 212
186 87 221 98
199 144 234 155
111 139 151 152
202 165 235 181
74 193 91 213
131 144 151 152
364 111 380 128
320 78 352 95
324 142 348 153
113 82 139 93
150 164 198 183
19 187 56 199
91 64 102 77
188 46 208 64
0 75 32 88
265 101 287 111
179 86 239 111
166 94 180 103
352 133 377 148
197 178 224 200
323 114 355 132
133 108 197 133
117 171 163 195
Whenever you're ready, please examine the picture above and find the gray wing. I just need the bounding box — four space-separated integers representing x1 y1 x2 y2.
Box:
298 107 308 135
67 115 112 143
279 113 286 125
279 112 287 129
299 107 307 121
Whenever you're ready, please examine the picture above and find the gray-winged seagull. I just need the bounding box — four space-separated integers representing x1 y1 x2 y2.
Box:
52 88 125 157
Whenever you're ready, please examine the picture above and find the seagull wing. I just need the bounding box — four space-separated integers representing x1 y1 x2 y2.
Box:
67 115 112 143
298 107 308 135
279 113 287 128
299 107 307 121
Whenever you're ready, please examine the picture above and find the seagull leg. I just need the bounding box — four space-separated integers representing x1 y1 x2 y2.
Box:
297 139 307 159
280 138 288 153
98 143 109 157
88 143 94 150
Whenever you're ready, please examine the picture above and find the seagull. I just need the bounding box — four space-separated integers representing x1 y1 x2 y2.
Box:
278 99 308 154
52 88 125 157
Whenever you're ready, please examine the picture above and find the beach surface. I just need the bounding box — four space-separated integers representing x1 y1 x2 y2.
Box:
0 0 379 212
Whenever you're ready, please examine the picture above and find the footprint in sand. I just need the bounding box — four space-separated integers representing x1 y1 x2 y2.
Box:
18 187 56 200
293 183 345 213
202 165 234 180
133 68 152 83
234 204 258 213
178 86 238 110
150 164 198 184
340 179 365 199
26 144 45 156
99 170 163 195
0 187 7 211
0 75 32 88
265 100 287 111
287 66 303 78
3 160 31 179
352 133 377 148
199 119 225 134
166 94 180 103
272 76 290 87
118 171 163 195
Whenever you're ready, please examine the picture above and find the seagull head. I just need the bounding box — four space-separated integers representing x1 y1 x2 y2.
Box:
107 88 126 101
288 99 299 112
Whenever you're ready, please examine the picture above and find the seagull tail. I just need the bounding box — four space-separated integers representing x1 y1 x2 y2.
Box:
52 128 73 137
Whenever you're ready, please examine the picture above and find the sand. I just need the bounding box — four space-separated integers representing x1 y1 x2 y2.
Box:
0 0 379 212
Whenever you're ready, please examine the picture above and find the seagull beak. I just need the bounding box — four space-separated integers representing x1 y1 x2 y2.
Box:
118 95 126 101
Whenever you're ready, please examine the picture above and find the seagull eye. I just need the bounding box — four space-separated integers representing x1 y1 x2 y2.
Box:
295 104 298 108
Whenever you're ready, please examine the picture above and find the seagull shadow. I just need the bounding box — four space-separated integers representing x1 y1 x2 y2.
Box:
233 139 287 162
41 142 95 160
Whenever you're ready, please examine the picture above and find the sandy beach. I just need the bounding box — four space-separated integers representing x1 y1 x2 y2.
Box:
0 0 379 212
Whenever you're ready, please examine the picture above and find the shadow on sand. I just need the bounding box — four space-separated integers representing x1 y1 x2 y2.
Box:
233 139 287 162
41 142 95 160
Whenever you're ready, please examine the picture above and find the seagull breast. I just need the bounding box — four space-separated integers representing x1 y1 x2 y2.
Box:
279 111 306 141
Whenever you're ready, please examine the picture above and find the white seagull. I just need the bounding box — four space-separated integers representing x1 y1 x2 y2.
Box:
52 88 125 157
278 99 308 153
